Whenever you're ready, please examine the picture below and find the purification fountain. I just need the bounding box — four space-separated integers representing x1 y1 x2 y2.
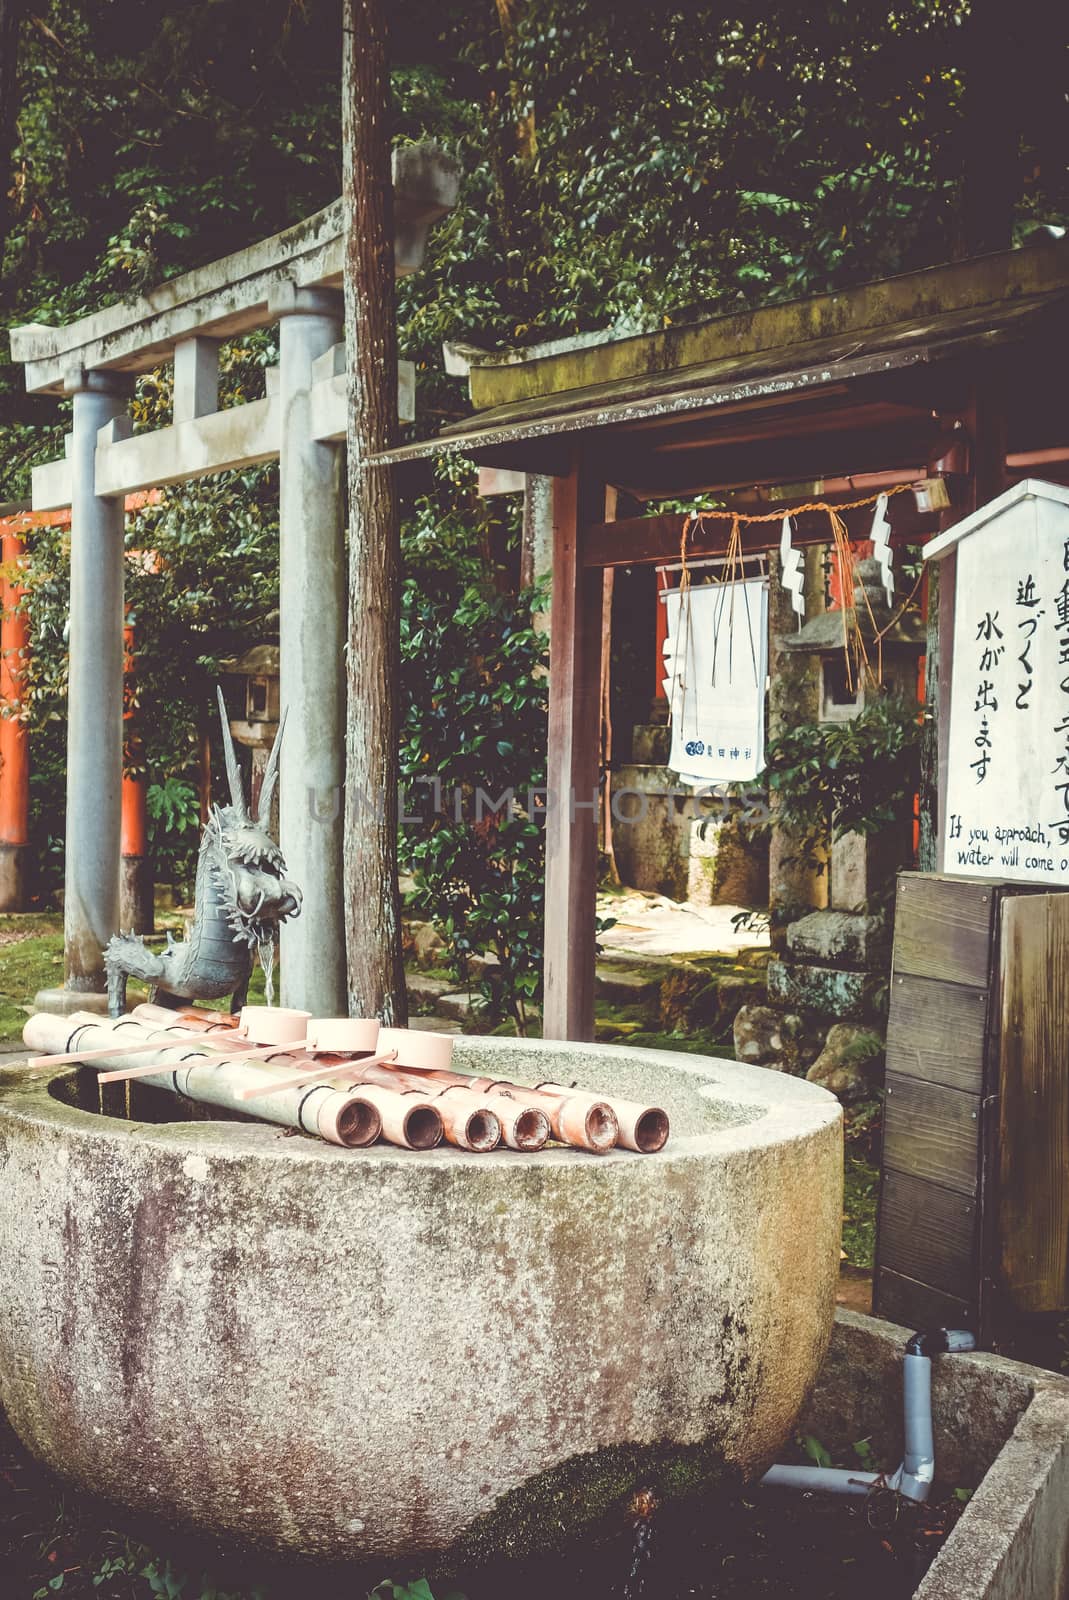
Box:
0 1031 841 1564
0 680 842 1562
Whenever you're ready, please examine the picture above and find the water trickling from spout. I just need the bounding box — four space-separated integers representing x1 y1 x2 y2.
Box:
258 940 275 1007
621 1516 654 1600
621 1487 658 1600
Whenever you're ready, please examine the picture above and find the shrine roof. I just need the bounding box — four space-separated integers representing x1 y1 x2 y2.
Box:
380 239 1069 495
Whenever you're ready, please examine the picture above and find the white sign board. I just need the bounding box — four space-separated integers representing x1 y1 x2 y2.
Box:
662 579 768 786
928 480 1069 885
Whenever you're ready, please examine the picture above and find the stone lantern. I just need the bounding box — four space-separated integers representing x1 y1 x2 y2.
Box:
219 645 280 824
766 557 926 1022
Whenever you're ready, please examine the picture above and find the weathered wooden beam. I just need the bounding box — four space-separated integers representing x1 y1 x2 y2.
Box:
466 242 1069 414
376 346 935 472
542 453 606 1042
582 493 943 569
594 420 956 502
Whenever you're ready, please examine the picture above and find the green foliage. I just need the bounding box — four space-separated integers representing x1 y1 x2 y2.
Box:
843 1152 880 1269
370 1582 466 1600
135 1557 262 1600
146 778 203 898
0 920 62 1038
762 691 924 846
803 1434 833 1470
145 778 200 837
399 462 548 1029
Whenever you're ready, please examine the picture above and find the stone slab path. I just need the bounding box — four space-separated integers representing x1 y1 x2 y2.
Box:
597 889 769 960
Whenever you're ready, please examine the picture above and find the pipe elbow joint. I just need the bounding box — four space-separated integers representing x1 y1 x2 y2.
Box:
905 1327 977 1357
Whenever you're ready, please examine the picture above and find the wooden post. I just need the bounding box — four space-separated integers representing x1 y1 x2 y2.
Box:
599 485 630 885
341 0 407 1023
542 453 604 1041
922 371 1007 869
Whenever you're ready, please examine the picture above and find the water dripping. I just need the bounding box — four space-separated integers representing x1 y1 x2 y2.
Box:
621 1486 658 1600
258 940 275 1007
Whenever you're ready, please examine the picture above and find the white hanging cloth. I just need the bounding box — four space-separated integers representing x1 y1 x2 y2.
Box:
779 515 805 619
662 578 768 786
870 492 894 608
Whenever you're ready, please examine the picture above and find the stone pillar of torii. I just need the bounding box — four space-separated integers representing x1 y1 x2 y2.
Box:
8 144 458 1017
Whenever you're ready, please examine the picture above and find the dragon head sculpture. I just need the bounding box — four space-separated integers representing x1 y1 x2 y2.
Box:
211 686 302 950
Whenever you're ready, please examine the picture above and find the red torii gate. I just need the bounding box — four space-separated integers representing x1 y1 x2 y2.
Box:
0 496 159 920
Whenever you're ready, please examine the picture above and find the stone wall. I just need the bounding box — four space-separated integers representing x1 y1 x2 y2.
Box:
611 751 767 909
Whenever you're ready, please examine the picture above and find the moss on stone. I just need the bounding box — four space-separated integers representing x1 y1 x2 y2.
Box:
443 1432 737 1570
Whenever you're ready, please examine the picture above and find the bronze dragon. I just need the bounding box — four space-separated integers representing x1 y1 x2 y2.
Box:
105 689 302 1017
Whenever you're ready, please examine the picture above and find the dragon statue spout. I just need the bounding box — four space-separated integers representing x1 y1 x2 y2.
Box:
105 689 302 1018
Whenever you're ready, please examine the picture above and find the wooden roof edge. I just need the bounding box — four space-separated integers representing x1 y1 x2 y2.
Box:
466 239 1069 414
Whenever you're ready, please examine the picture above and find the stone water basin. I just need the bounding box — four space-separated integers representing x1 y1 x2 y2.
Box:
0 1035 841 1564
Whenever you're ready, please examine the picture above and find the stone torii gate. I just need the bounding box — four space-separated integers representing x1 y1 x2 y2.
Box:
8 144 458 1017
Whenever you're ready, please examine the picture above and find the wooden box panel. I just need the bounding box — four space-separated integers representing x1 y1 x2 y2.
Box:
996 893 1069 1315
875 1268 977 1333
878 1169 978 1301
892 874 996 989
885 973 988 1093
883 1073 981 1197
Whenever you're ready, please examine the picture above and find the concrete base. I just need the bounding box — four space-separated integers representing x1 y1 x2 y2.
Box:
0 841 29 911
0 1037 841 1563
802 1311 1069 1600
31 986 110 1017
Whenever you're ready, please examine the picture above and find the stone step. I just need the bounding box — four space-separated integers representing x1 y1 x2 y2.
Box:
408 1016 463 1036
406 971 455 1014
594 963 664 1007
435 990 488 1022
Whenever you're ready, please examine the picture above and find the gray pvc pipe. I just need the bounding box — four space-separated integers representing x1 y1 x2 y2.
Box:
899 1352 935 1501
760 1464 886 1497
761 1330 976 1504
761 1397 927 1498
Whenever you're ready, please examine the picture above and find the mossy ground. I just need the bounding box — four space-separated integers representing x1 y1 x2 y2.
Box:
0 912 269 1048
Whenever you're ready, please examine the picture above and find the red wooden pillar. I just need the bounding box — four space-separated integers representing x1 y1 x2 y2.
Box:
653 575 668 702
0 520 30 910
542 451 605 1041
120 622 153 932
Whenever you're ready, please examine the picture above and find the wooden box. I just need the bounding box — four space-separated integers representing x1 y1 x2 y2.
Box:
874 872 1069 1344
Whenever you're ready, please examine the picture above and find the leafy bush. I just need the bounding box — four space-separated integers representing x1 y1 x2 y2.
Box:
398 463 548 1030
761 691 923 845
